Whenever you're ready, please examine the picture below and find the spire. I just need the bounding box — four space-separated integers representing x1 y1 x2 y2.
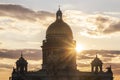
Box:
95 53 99 58
96 53 98 58
58 4 60 10
56 6 62 20
58 0 61 11
21 51 23 57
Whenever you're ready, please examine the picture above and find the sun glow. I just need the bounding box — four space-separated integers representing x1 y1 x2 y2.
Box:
75 44 84 53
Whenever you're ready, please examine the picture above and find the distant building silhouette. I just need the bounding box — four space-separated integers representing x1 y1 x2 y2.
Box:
9 8 113 80
91 55 103 73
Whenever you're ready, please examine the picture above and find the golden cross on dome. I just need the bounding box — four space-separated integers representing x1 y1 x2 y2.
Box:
58 0 61 9
59 5 60 9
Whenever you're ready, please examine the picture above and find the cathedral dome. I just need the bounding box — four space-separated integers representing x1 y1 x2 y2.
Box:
46 8 73 39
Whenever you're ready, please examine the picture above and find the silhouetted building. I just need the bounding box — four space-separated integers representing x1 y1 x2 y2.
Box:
9 8 113 80
16 53 28 73
91 55 103 73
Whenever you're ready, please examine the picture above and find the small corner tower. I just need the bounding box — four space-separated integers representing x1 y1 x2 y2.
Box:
91 54 103 73
106 65 113 74
16 52 28 73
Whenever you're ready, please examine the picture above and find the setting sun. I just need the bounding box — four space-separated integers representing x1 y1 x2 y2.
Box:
76 44 84 53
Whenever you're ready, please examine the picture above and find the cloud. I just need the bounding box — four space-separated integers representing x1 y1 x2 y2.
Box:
0 4 120 40
103 21 120 34
89 15 120 35
0 49 42 71
0 4 55 49
0 49 42 60
102 12 120 17
77 63 90 67
0 4 54 21
0 4 34 21
64 10 120 37
0 27 4 30
0 63 12 69
0 4 120 49
78 50 120 61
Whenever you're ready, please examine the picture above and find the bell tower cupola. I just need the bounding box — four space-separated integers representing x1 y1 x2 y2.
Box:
56 7 62 20
91 54 103 73
16 52 28 73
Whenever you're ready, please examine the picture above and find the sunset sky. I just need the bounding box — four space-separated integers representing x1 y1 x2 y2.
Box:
0 0 120 50
0 0 120 80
